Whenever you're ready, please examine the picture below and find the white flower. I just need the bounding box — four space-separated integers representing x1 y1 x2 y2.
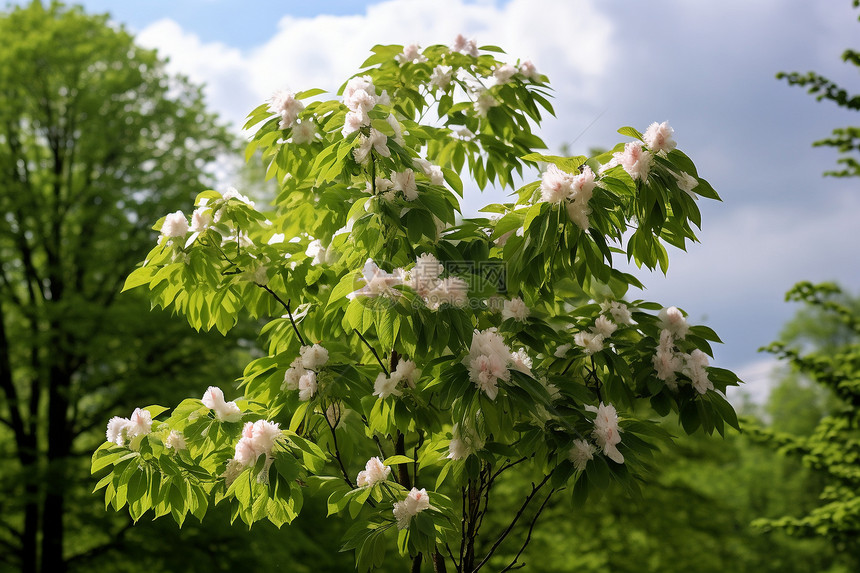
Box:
387 114 405 145
502 297 530 322
201 386 243 423
566 200 591 230
570 166 596 203
291 120 317 144
298 371 318 401
447 423 484 460
396 43 427 64
453 127 475 140
452 34 479 57
106 416 130 446
601 301 634 325
659 306 689 339
554 343 572 358
392 169 418 201
430 65 453 89
653 347 682 384
676 171 699 198
221 458 244 487
165 430 186 451
613 141 652 181
493 63 517 85
348 260 404 299
126 408 152 439
466 328 512 399
234 419 282 468
409 253 444 296
373 372 402 399
519 60 539 80
540 165 574 204
426 277 469 310
414 158 445 186
356 457 391 487
510 347 533 375
343 75 377 112
592 315 617 338
587 402 624 464
189 207 211 233
574 331 604 355
283 357 305 391
354 129 390 163
221 187 256 208
394 359 422 388
306 239 329 265
685 349 713 394
643 121 676 154
393 488 431 529
569 439 596 472
341 110 368 137
269 90 305 129
161 211 189 238
300 344 329 370
473 90 498 117
268 232 285 244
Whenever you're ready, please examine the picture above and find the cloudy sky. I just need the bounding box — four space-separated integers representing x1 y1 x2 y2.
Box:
60 0 860 400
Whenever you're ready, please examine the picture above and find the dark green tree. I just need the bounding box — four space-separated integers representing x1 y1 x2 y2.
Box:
0 2 236 571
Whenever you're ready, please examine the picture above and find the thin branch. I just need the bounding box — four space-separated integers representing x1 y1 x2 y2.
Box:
472 471 554 573
356 330 388 375
258 284 306 346
487 457 528 488
499 488 558 572
323 409 355 489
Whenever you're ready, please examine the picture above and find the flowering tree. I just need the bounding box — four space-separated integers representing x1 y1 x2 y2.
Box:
92 37 741 572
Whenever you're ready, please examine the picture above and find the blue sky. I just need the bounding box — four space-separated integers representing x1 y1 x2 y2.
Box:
31 0 860 400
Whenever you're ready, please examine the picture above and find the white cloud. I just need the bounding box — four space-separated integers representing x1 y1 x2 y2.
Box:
136 0 614 130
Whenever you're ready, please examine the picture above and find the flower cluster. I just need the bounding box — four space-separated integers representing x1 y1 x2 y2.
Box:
282 343 330 401
160 211 189 239
600 300 634 325
652 308 713 394
396 43 427 65
269 89 305 130
356 456 391 487
342 75 392 163
568 438 596 472
643 121 676 154
106 408 152 447
466 328 512 399
501 297 530 322
348 260 406 300
373 359 421 399
452 34 478 57
405 253 469 310
202 386 243 422
573 315 617 356
586 402 624 464
393 487 430 529
223 419 282 485
539 164 597 230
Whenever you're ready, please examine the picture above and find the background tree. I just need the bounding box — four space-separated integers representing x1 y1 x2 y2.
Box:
0 2 242 571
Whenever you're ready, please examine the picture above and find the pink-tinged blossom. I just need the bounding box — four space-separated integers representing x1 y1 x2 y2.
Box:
161 211 189 238
653 347 682 386
300 343 329 370
592 315 617 338
447 423 484 460
126 408 152 439
493 63 517 85
570 166 597 203
201 386 243 422
502 297 530 322
396 43 427 65
343 75 377 112
569 439 596 472
540 164 574 203
414 158 445 186
574 331 604 355
165 430 186 451
298 371 318 401
348 260 404 300
291 120 317 144
519 60 539 80
430 65 453 89
233 419 281 469
106 416 130 446
587 402 624 464
356 457 391 487
409 253 444 297
659 306 689 338
601 300 634 325
393 488 431 529
467 328 512 400
643 121 676 153
392 169 418 201
269 90 305 129
373 372 402 399
473 90 499 117
510 347 533 376
341 110 368 137
685 349 713 394
613 141 652 181
189 207 211 233
567 200 591 230
452 34 479 57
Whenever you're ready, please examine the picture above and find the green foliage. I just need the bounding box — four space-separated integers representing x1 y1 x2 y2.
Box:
94 40 740 572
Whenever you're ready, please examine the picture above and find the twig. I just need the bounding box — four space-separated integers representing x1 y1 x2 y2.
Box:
356 330 388 375
472 471 554 573
499 488 557 572
323 412 354 488
258 285 306 346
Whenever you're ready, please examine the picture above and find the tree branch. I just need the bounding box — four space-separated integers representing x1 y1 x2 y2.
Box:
356 330 388 375
258 284 306 346
499 488 557 572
